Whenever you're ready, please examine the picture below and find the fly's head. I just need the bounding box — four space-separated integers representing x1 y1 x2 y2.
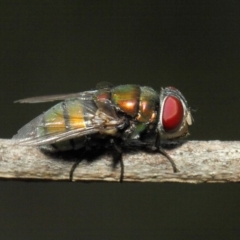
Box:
158 87 193 140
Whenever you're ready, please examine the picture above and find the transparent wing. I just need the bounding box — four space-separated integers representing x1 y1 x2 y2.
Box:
13 127 99 146
14 90 97 103
13 98 123 146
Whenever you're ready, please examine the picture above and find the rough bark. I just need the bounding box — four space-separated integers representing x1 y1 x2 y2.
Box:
0 139 240 183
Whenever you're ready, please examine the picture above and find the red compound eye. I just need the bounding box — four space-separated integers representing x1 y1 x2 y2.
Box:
162 96 184 132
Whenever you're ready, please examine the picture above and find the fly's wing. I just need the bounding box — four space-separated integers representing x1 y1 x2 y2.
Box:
14 90 97 103
13 97 122 146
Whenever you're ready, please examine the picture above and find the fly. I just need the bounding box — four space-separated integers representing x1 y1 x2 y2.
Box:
13 84 193 181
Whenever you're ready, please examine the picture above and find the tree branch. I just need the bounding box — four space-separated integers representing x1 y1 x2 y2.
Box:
0 140 240 183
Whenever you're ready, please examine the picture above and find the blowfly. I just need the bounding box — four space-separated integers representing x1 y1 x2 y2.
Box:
13 84 192 181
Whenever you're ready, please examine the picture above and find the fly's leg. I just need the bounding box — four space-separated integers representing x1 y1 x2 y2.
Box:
110 139 124 182
158 147 179 173
155 133 179 173
69 150 86 181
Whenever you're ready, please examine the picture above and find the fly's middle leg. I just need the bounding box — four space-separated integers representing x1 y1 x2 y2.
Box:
110 138 124 182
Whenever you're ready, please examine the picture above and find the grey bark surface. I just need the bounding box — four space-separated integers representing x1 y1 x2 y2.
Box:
0 139 240 183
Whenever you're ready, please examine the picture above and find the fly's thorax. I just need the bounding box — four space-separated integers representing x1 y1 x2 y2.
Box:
137 86 159 124
107 85 159 140
94 85 159 139
158 87 192 140
111 85 140 117
110 85 159 124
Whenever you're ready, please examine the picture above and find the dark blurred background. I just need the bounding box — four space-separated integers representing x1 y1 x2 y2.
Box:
1 1 240 239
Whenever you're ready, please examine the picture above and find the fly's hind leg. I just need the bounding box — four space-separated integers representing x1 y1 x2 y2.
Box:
110 139 124 182
69 150 86 181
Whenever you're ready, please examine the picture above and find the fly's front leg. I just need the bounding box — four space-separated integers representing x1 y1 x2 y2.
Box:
158 147 179 173
155 133 179 173
110 138 124 182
